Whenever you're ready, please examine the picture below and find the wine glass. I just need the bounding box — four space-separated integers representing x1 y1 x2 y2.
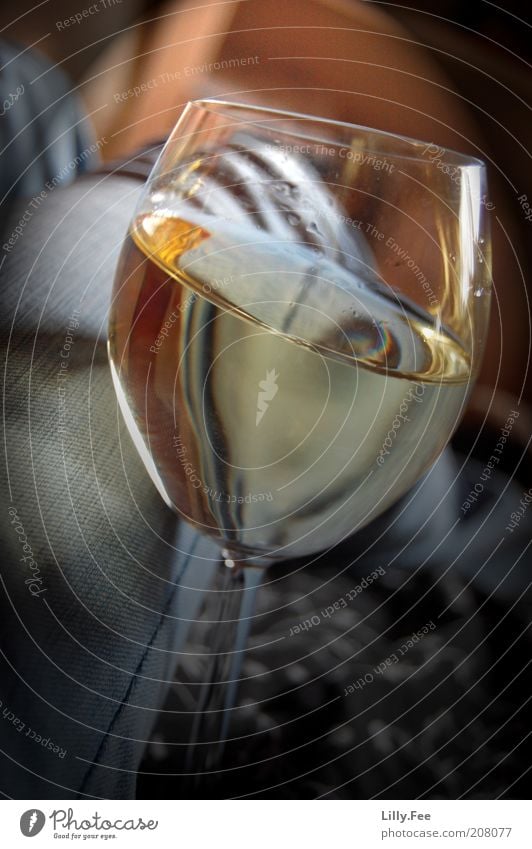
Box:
108 99 491 779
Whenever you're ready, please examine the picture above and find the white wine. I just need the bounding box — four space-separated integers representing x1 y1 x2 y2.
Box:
109 211 471 560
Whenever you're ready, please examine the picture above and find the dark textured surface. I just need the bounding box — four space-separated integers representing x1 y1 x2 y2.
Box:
1 174 530 801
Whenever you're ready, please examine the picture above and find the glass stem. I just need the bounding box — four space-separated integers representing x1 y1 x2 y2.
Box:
185 553 265 781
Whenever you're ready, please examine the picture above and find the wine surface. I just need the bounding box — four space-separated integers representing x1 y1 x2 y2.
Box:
108 211 471 558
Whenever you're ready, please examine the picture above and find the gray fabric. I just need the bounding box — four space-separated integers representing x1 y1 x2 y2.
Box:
0 175 218 798
0 40 97 206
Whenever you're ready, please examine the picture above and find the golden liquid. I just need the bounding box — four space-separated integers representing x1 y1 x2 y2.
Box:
108 212 471 559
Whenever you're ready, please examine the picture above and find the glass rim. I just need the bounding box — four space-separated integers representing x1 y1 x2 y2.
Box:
183 98 486 169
